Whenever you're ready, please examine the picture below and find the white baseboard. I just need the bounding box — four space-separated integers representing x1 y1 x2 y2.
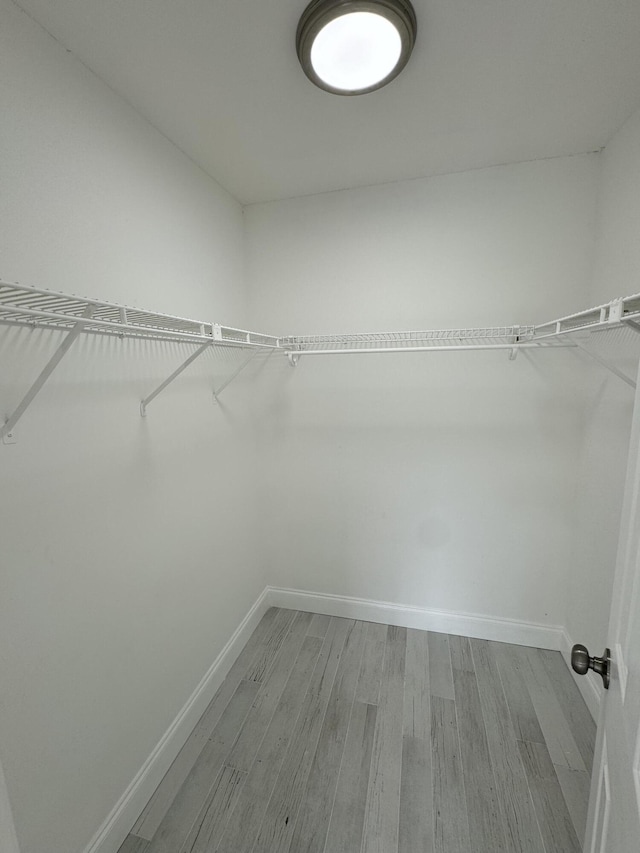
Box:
265 586 564 651
83 587 272 853
559 629 602 722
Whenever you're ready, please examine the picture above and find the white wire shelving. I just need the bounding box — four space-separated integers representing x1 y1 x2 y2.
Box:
281 326 537 355
0 280 280 439
280 294 640 355
0 281 279 347
1 280 640 441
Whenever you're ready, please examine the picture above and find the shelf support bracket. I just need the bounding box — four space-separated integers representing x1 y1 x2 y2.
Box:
574 340 637 389
140 342 211 416
509 326 521 360
1 306 92 441
287 353 300 367
213 350 259 402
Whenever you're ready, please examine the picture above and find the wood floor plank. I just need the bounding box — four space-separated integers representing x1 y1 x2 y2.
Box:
449 632 474 673
132 607 285 840
226 610 313 773
427 632 454 700
288 620 367 853
249 617 351 853
554 764 591 848
244 608 297 682
491 642 545 744
216 634 323 853
399 735 433 853
516 647 587 771
117 835 149 853
431 695 470 853
517 740 582 853
470 639 545 853
403 628 430 740
145 679 259 853
451 636 507 853
399 627 433 853
307 613 331 638
361 624 407 853
355 622 387 705
324 701 377 853
538 649 596 772
179 765 246 853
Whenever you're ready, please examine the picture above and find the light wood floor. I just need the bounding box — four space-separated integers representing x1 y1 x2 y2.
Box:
118 608 595 853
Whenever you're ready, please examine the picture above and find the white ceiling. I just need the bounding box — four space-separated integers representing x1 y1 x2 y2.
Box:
14 0 640 205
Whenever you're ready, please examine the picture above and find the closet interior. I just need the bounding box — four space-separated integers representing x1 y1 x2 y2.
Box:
2 1 640 852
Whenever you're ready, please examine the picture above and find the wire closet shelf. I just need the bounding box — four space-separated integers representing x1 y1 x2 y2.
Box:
2 281 640 353
281 327 537 354
0 281 279 348
280 293 640 354
1 279 640 441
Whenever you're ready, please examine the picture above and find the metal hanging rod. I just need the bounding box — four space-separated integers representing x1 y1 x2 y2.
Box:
280 342 576 355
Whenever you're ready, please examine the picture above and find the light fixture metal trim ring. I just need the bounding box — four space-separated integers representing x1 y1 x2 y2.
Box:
296 0 417 95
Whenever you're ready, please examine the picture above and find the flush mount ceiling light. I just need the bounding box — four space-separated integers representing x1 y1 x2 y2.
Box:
296 0 417 95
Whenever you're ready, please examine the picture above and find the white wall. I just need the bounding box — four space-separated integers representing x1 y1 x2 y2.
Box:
0 3 263 853
565 107 640 677
247 154 600 629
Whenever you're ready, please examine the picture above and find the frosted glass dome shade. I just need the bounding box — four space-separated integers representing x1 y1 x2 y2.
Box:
311 13 402 92
297 0 417 95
